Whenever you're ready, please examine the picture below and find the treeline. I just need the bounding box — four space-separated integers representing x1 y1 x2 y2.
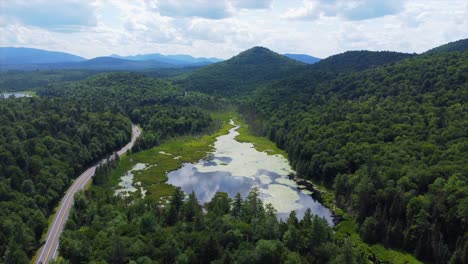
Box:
241 51 468 263
0 68 200 93
60 185 365 264
38 72 221 150
0 96 131 262
0 70 99 92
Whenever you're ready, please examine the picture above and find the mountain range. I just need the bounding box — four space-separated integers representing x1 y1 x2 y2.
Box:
110 53 222 66
0 47 322 71
1 38 466 74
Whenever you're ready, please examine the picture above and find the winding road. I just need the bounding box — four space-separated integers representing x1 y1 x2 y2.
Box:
35 125 141 264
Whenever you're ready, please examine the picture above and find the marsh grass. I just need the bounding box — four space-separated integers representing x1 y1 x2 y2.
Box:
108 111 235 202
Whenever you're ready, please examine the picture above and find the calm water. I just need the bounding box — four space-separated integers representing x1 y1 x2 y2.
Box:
167 120 334 225
1 92 31 98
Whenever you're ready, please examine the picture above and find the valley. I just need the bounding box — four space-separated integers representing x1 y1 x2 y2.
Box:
0 38 467 264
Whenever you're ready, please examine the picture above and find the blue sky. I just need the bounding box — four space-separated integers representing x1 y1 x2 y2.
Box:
0 0 467 59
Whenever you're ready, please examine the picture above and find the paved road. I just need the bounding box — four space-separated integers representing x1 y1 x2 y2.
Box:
35 125 141 264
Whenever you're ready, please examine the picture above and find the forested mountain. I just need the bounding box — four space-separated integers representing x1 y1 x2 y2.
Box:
283 54 321 64
425 38 468 54
174 47 305 96
0 47 85 65
241 51 468 263
0 97 131 261
174 49 414 97
311 50 415 72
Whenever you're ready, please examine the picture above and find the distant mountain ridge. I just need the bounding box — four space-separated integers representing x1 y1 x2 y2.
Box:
0 47 85 65
0 47 222 70
49 57 175 70
283 53 321 64
110 53 222 66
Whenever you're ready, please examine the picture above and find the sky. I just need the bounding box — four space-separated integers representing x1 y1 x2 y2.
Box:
0 0 467 59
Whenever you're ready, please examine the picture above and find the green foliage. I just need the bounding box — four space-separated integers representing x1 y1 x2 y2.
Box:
241 51 468 263
61 185 359 264
0 96 131 260
37 72 219 150
0 70 99 92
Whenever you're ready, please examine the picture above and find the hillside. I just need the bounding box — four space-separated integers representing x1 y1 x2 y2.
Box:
283 53 321 64
241 51 468 263
312 50 415 72
0 47 85 65
174 46 306 96
425 38 468 54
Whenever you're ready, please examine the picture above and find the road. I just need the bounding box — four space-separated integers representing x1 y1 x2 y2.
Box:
35 124 140 264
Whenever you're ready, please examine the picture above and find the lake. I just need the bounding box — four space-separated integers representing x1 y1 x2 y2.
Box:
1 92 31 98
167 120 334 225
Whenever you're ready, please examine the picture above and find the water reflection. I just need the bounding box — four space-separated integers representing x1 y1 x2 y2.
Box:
167 120 334 225
168 163 253 203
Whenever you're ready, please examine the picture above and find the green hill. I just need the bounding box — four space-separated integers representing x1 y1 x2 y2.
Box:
425 38 468 54
311 50 415 72
241 51 468 263
174 46 305 96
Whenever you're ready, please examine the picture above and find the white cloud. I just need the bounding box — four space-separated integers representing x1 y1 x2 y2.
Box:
152 0 233 19
282 0 404 20
0 0 466 59
232 0 273 10
0 0 97 32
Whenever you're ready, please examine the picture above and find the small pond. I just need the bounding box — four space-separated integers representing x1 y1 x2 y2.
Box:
1 92 31 98
167 120 334 225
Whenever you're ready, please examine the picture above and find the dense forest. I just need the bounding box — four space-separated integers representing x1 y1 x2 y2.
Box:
0 97 131 261
1 73 219 263
240 51 468 263
38 73 218 150
0 68 199 93
60 184 365 264
0 70 98 92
